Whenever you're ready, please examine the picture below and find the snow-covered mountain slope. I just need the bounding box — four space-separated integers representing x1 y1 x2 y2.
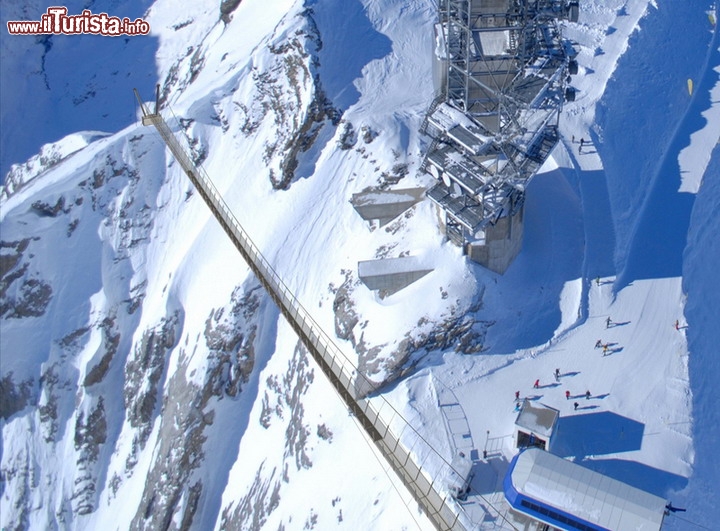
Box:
1 0 719 530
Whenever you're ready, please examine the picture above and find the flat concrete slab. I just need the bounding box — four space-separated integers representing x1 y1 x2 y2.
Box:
351 188 425 226
358 256 434 296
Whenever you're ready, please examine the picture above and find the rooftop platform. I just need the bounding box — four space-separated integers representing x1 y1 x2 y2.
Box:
427 103 491 148
351 188 425 226
358 256 434 296
514 400 559 439
426 182 486 232
425 144 493 196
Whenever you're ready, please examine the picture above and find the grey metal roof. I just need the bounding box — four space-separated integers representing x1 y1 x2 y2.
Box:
509 448 667 531
426 183 486 232
514 400 558 438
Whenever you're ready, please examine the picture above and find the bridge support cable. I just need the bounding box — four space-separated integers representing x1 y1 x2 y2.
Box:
133 92 508 530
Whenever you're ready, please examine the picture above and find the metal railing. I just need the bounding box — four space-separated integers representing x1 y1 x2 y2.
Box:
140 112 492 531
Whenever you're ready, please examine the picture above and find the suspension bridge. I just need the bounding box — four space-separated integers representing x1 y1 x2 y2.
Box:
134 87 521 531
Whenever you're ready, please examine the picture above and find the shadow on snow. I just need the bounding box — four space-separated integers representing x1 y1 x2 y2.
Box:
552 411 644 457
594 4 715 288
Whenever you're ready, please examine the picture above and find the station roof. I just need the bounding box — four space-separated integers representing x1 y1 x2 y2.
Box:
505 448 667 531
515 400 559 438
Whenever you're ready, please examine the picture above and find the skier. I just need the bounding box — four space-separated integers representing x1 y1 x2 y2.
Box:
579 138 585 154
565 390 570 400
572 135 575 143
595 276 600 286
533 379 540 389
554 368 560 381
585 390 591 400
574 402 579 411
606 316 612 328
515 390 520 400
595 339 602 349
602 344 609 356
675 319 680 330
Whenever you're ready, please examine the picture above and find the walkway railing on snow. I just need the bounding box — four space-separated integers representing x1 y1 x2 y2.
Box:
137 110 504 531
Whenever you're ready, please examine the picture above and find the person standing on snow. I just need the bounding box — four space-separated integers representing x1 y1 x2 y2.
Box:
585 390 591 400
595 339 602 349
515 390 520 400
565 390 571 400
574 402 579 411
533 379 540 389
554 368 560 381
606 316 612 328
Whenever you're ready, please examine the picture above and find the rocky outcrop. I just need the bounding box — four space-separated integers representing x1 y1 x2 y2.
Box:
239 9 341 190
220 343 318 529
72 397 108 515
128 283 265 530
334 277 488 392
220 0 242 23
0 373 34 420
0 238 53 319
124 313 181 465
130 361 211 531
203 285 261 399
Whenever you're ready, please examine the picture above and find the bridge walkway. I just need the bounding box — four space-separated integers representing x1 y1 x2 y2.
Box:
138 110 508 531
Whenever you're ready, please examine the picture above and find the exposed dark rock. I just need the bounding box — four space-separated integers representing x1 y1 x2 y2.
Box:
379 162 409 187
188 47 205 84
59 326 90 349
333 277 488 392
221 343 315 528
259 391 273 429
316 423 333 442
1 237 52 318
130 361 210 531
38 364 60 442
0 277 53 318
84 318 120 387
128 284 264 530
360 125 379 144
332 277 359 346
282 345 314 471
0 373 34 420
67 218 80 237
203 285 261 399
126 280 147 314
124 312 180 459
220 0 242 23
31 196 66 217
74 397 108 464
220 464 281 531
258 11 342 190
0 251 22 278
0 441 33 529
337 122 357 150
